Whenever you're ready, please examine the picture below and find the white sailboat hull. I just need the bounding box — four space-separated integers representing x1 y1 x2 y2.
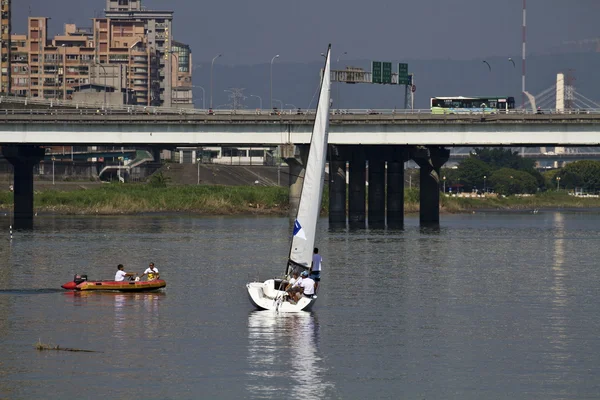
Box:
246 280 316 312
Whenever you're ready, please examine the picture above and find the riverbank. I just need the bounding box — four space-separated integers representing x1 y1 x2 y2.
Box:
1 185 599 215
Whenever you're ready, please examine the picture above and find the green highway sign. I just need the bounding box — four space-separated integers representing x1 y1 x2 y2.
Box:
382 62 392 84
372 61 382 84
398 63 409 85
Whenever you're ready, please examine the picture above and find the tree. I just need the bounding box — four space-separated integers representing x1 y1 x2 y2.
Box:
472 147 536 171
489 168 538 195
557 160 600 193
457 158 492 192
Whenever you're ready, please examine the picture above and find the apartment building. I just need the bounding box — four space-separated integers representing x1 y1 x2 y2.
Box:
1 0 10 93
104 0 181 107
8 0 192 108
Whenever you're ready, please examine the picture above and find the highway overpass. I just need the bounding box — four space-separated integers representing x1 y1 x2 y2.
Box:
2 108 600 230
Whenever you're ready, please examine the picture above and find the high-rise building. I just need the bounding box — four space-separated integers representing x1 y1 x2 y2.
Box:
9 0 192 108
171 41 193 108
1 0 11 93
104 0 177 107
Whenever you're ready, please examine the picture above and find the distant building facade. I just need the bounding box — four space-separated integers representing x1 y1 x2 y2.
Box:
7 0 192 108
1 0 11 93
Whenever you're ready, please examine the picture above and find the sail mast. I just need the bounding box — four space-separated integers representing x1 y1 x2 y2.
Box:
287 45 332 274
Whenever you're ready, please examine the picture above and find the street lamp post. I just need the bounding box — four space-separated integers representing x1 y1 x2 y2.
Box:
24 65 30 98
443 176 446 193
285 103 296 110
95 62 107 108
556 176 561 191
272 98 283 110
249 94 262 110
192 85 205 109
52 156 56 185
483 175 487 193
336 51 347 109
210 54 222 110
170 51 179 107
270 54 279 110
62 44 67 100
197 157 201 185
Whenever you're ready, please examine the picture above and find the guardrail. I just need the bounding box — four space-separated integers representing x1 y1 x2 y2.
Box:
0 94 600 116
1 107 600 117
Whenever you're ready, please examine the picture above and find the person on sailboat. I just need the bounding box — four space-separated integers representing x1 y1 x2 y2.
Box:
286 271 304 303
285 271 300 291
298 270 316 298
310 248 322 292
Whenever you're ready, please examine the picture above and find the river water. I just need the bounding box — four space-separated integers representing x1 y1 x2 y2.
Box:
0 212 599 399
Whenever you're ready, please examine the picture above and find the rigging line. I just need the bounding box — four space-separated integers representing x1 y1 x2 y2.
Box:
534 95 554 108
305 78 322 111
571 97 595 109
526 86 555 102
573 91 600 108
523 87 555 107
534 89 556 102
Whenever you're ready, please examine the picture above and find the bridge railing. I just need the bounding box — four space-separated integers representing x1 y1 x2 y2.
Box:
1 95 600 116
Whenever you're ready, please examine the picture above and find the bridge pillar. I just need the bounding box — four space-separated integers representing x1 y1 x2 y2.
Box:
287 145 309 219
387 161 404 227
367 156 385 224
2 145 46 230
387 146 409 227
412 146 450 225
328 145 346 224
348 146 366 225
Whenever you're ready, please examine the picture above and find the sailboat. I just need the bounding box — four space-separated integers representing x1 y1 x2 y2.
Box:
246 44 332 312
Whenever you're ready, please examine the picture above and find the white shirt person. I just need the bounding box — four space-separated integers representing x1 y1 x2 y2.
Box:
114 264 136 281
141 263 160 281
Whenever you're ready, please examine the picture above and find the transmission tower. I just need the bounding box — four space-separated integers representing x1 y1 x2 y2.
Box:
565 69 575 110
225 88 247 110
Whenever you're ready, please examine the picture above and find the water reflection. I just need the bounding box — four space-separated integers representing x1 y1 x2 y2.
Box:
246 311 335 399
548 213 570 367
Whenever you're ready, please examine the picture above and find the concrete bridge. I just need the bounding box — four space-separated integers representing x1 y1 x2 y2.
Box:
2 109 600 229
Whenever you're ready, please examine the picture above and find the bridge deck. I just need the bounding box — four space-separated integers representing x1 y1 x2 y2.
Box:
1 112 599 125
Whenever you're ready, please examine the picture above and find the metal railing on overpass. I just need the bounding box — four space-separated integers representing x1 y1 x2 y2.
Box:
2 94 600 117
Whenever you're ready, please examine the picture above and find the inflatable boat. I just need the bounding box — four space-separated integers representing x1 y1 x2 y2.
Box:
61 274 166 292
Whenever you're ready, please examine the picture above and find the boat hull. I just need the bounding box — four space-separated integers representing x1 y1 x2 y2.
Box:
246 280 316 312
61 279 166 292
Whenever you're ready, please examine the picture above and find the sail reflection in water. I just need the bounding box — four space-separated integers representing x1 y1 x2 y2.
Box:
246 311 336 399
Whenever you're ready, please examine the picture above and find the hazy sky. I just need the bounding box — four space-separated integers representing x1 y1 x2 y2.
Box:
13 0 600 64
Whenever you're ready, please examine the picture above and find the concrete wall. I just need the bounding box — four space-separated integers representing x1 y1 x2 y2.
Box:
71 91 125 107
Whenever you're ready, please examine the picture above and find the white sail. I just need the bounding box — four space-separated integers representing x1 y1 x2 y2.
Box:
289 46 331 268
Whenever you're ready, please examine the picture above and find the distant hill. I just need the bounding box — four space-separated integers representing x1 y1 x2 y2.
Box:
195 52 600 111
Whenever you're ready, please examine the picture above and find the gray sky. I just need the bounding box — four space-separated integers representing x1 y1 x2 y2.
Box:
13 0 600 64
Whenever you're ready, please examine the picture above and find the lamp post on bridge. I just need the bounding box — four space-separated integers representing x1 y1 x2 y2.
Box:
191 85 205 109
249 94 262 110
210 53 222 110
336 51 347 109
272 98 283 110
270 54 279 110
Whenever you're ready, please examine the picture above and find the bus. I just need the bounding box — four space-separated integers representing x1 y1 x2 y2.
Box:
431 96 515 114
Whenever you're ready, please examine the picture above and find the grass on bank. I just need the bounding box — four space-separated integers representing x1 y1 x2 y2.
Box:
0 185 599 215
0 184 290 215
